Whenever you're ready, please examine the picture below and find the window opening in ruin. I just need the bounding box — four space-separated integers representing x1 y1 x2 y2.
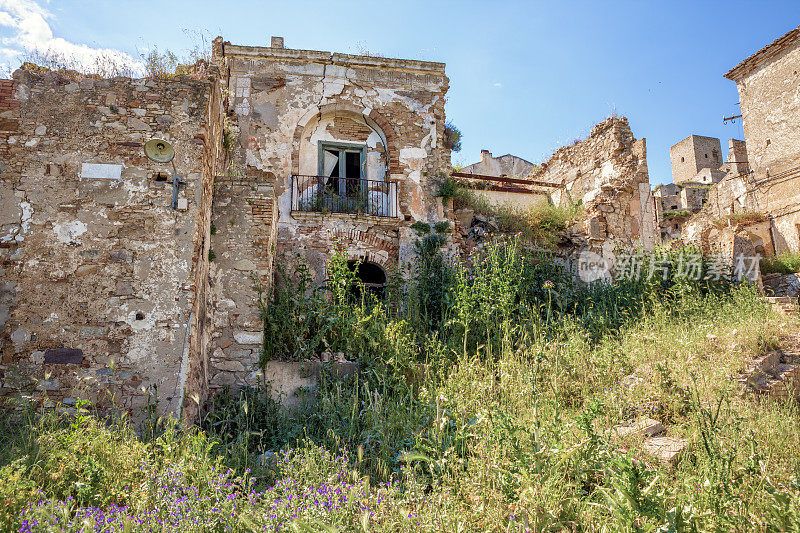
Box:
347 260 386 299
681 157 685 163
318 141 367 209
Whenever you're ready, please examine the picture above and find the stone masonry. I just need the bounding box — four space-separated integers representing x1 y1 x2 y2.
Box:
527 116 658 251
0 36 452 420
204 38 451 393
0 66 223 420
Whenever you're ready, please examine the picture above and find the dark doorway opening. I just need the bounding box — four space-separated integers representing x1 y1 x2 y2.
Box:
347 260 386 299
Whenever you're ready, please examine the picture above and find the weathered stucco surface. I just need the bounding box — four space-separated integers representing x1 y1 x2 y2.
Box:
201 39 451 390
0 68 221 419
690 28 800 254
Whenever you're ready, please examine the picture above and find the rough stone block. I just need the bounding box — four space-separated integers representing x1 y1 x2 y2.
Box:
44 348 83 365
213 360 246 372
80 326 108 339
643 436 688 467
109 250 133 263
745 351 781 377
128 117 150 131
36 378 61 391
612 418 665 439
10 327 29 349
233 331 263 345
115 281 134 296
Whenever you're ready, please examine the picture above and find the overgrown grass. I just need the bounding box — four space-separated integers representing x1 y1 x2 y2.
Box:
454 187 581 246
761 251 800 275
714 209 769 228
2 240 799 531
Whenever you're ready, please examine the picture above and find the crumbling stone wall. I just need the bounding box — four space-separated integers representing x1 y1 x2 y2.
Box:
527 117 658 250
0 38 454 415
727 31 800 181
0 68 221 419
207 172 277 391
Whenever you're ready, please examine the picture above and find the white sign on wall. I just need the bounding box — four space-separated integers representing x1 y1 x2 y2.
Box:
80 163 123 180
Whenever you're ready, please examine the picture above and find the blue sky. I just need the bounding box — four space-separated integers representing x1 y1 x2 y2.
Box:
0 0 798 184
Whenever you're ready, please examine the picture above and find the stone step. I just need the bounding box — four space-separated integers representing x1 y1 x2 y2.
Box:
764 296 797 305
742 362 800 400
642 436 689 467
611 418 666 439
744 350 781 377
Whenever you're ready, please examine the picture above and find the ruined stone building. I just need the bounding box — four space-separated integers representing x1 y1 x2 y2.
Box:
0 36 450 420
706 24 800 254
670 135 726 185
654 135 745 241
451 150 547 210
0 32 666 421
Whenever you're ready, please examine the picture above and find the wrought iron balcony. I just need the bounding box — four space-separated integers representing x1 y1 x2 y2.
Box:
291 175 398 218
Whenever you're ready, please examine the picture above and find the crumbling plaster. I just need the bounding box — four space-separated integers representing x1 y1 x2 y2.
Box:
0 68 221 420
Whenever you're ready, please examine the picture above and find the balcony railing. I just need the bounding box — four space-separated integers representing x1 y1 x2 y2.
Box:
291 175 398 218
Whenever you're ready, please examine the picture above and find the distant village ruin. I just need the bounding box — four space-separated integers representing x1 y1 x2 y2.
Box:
0 25 798 420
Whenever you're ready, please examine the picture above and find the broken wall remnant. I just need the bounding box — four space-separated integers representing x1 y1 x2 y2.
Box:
0 66 224 419
525 117 658 250
459 150 536 179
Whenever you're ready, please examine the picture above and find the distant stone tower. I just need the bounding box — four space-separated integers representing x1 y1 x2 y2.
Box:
669 135 724 184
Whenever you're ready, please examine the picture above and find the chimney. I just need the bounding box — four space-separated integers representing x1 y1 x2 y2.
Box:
480 149 491 163
727 139 749 174
271 36 284 49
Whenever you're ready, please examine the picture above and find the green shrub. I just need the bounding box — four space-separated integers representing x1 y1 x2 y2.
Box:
4 235 798 532
662 209 691 218
443 121 462 152
434 221 451 233
436 176 460 199
761 252 800 274
452 187 581 246
410 221 430 235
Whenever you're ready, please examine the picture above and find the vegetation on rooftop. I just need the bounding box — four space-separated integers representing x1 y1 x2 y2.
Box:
714 210 770 228
453 184 581 246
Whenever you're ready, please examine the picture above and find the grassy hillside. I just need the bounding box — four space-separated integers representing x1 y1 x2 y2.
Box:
2 240 799 531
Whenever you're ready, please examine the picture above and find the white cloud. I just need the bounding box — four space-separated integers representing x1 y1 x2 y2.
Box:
0 0 145 75
493 82 503 88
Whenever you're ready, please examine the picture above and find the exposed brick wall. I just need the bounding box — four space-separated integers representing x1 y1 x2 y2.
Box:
0 80 18 110
325 116 373 143
0 79 20 133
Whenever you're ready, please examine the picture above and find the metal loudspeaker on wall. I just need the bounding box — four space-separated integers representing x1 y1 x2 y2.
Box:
144 139 185 210
144 138 175 163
